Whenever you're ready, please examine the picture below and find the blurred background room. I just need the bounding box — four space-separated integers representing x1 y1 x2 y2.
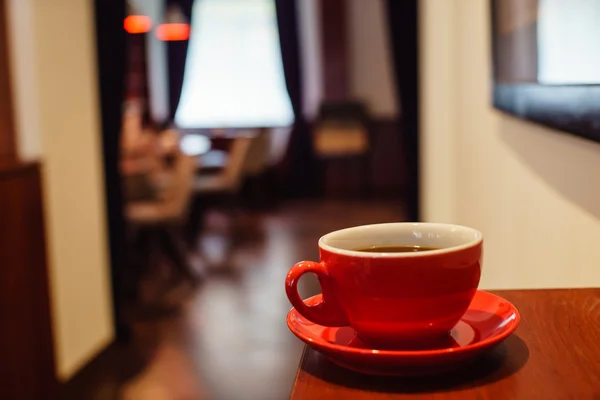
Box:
2 0 600 399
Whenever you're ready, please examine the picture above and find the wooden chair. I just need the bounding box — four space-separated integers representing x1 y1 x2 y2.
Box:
188 134 256 242
193 135 254 194
127 153 195 225
125 152 199 303
312 101 372 197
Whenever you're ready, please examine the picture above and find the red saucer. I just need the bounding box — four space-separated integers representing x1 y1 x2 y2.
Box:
287 290 520 375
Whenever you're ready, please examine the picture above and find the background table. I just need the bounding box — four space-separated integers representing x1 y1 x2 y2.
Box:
290 289 600 399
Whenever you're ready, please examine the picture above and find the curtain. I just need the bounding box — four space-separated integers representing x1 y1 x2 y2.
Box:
385 0 420 221
274 0 316 197
167 0 195 122
93 0 128 340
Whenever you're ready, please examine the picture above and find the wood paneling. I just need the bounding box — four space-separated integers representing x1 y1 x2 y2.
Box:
319 118 407 199
320 0 349 101
0 0 16 160
0 3 56 396
0 162 58 399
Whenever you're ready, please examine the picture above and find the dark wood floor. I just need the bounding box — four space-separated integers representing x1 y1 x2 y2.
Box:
64 199 406 400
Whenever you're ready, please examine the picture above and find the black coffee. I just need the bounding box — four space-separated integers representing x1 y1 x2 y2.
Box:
354 245 440 253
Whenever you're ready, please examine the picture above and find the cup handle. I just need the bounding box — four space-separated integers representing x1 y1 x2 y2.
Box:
285 261 349 326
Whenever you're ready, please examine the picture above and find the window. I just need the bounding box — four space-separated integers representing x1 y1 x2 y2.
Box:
175 0 294 128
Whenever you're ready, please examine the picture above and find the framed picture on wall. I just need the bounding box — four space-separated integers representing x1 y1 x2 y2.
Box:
491 0 600 143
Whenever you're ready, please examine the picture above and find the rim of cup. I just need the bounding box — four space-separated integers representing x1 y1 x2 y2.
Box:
318 222 483 258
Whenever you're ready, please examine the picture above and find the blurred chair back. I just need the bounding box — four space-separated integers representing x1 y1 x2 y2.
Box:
317 100 369 123
162 153 196 220
193 135 254 195
313 101 371 158
126 153 196 225
223 136 253 191
243 128 270 177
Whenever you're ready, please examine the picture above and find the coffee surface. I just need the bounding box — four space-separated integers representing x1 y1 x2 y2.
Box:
354 245 440 253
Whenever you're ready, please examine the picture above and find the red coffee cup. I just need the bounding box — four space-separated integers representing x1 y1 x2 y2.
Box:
285 223 482 348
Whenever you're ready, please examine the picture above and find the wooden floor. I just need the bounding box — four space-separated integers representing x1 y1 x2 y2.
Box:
64 199 406 400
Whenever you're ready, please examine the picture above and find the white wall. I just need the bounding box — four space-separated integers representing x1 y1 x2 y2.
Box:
6 0 115 380
5 0 41 161
420 0 600 289
347 0 399 118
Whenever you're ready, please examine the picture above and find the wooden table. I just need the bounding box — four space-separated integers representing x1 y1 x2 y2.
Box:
290 289 600 399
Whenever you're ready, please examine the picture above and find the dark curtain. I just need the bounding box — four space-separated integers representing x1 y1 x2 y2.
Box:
167 0 195 122
386 0 420 221
274 0 317 197
94 0 128 339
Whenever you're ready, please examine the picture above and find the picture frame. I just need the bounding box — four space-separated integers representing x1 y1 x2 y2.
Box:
491 0 600 143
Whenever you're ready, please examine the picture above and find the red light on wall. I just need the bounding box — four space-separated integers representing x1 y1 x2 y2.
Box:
155 23 191 41
124 15 153 34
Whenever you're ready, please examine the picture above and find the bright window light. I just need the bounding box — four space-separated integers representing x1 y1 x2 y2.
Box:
175 0 294 128
537 0 600 84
